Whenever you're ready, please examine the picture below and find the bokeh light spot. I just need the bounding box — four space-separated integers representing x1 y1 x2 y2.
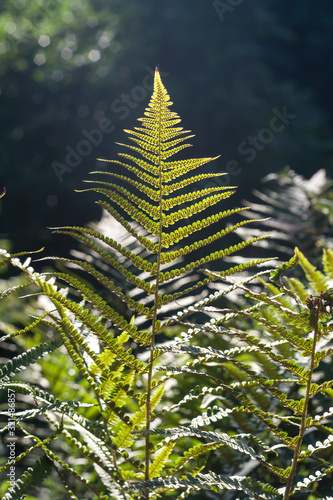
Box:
34 53 46 66
65 34 77 46
38 35 51 47
74 54 87 66
88 49 101 62
5 22 17 34
0 42 10 55
61 48 73 60
98 35 110 49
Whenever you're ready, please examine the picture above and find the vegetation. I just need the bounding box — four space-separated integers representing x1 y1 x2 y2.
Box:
1 1 333 252
1 69 333 500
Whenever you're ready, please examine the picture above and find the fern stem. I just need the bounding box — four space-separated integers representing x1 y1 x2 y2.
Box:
282 308 319 500
144 239 162 498
145 271 160 495
145 89 164 498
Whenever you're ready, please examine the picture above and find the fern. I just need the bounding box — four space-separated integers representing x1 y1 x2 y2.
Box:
2 456 53 500
0 339 61 380
239 167 333 262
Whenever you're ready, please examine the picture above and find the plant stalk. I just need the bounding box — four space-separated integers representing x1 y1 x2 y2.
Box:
144 98 163 499
282 309 319 500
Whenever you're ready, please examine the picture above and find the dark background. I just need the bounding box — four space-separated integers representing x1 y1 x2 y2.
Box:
0 0 332 254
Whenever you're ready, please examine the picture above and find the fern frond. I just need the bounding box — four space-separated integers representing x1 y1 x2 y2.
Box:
127 471 259 498
0 310 52 343
0 282 31 302
295 246 328 293
0 338 61 379
269 251 299 285
149 426 264 462
322 247 333 278
2 456 53 499
35 274 150 350
298 434 333 461
52 221 156 253
10 400 96 423
291 464 333 495
54 268 151 316
160 221 271 264
114 384 164 449
41 441 113 498
149 442 175 478
44 234 156 288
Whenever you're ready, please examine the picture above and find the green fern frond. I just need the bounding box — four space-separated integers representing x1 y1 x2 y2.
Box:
0 310 52 344
149 442 175 479
283 276 309 303
171 441 222 473
298 434 333 461
115 383 165 449
291 463 333 495
41 442 114 498
0 282 31 302
127 471 258 498
295 246 328 293
149 426 264 462
322 247 333 278
0 339 61 380
9 400 96 423
42 241 156 290
269 250 299 285
54 268 151 315
36 274 150 352
2 456 53 500
0 247 43 270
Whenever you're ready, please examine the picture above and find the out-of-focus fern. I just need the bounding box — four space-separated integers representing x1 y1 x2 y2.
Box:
239 167 333 263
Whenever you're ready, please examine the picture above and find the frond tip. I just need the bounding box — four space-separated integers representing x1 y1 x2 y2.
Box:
93 67 263 264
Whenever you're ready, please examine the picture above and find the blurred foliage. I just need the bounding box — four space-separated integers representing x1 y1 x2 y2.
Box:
239 167 333 265
0 1 332 254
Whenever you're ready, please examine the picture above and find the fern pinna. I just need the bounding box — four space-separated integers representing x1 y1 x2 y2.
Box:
1 69 271 499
